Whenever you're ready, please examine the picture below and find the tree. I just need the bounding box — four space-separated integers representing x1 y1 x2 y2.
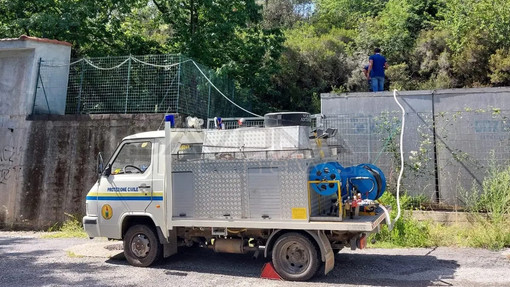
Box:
489 49 510 86
354 0 442 64
433 0 510 87
411 29 454 89
0 0 166 56
152 0 284 114
269 24 355 112
260 0 314 29
436 0 510 55
0 0 284 114
314 0 388 30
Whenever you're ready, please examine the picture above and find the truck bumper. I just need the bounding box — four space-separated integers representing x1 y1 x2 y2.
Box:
83 216 100 238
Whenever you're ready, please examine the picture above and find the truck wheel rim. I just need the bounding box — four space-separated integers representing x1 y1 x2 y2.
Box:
131 234 151 258
279 241 309 274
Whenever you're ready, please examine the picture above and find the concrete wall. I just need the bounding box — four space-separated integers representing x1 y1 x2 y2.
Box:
0 36 71 229
0 114 176 229
321 87 510 206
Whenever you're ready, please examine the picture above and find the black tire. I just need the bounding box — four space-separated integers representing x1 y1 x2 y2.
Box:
123 224 162 267
272 232 321 281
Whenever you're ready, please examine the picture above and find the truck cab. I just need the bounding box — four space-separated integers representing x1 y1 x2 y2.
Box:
83 129 203 239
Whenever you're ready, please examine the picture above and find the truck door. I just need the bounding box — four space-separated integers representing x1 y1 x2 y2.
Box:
96 140 154 238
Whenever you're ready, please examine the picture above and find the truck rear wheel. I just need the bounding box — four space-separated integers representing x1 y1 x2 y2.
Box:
272 232 320 281
124 224 162 267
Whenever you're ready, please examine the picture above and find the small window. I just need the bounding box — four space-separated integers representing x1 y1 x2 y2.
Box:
176 143 203 161
111 141 152 175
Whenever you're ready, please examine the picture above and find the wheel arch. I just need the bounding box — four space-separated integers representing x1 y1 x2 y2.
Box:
264 229 329 262
121 214 164 242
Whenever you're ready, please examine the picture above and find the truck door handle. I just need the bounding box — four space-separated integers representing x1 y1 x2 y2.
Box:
138 184 151 189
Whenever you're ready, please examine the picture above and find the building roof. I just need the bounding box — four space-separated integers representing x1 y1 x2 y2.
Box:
0 35 72 47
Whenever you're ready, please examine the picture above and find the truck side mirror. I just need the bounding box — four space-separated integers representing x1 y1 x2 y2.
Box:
97 152 104 174
98 152 112 178
97 152 112 181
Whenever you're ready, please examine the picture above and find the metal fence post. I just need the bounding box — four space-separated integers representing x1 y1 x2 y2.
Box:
431 91 441 203
124 55 132 114
31 58 42 115
207 71 212 119
176 55 182 113
368 117 372 163
76 60 85 114
230 81 235 116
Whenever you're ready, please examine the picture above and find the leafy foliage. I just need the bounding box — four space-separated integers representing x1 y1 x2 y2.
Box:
372 192 433 248
0 0 508 113
268 25 355 112
44 213 87 238
0 0 166 56
0 0 284 115
314 0 388 30
489 49 510 86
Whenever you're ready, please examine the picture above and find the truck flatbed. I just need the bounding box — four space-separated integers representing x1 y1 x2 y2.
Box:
170 207 387 232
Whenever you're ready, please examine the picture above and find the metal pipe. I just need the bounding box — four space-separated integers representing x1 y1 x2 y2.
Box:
124 56 132 114
76 60 85 114
31 57 42 115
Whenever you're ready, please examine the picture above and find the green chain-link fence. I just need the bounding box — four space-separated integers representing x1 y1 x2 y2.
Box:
35 54 256 118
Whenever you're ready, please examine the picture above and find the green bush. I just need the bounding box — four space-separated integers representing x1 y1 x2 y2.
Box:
489 49 510 86
476 165 510 220
372 164 510 250
371 192 433 248
466 164 510 249
43 213 87 238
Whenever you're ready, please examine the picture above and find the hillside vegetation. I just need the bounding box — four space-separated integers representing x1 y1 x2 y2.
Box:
2 0 509 114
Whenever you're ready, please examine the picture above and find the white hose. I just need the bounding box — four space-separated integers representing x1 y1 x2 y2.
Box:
379 204 392 229
383 89 405 231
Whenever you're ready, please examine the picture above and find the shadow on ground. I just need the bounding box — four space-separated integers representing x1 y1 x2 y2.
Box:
106 246 459 286
0 237 111 286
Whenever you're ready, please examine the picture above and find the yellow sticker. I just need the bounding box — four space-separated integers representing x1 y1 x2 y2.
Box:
179 144 190 150
101 204 113 220
291 207 307 220
141 142 148 148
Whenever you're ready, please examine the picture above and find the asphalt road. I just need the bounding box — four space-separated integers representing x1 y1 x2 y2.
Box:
1 231 509 287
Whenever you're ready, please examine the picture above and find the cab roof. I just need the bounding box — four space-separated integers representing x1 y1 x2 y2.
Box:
123 129 203 140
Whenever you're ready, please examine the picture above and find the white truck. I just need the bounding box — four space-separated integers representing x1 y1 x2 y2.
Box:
83 112 388 281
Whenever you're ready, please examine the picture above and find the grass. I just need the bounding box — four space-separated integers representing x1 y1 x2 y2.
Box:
370 192 435 248
370 164 510 250
66 250 84 258
370 208 510 250
42 213 88 239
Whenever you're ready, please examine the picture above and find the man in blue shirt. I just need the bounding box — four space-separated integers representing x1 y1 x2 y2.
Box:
367 48 389 92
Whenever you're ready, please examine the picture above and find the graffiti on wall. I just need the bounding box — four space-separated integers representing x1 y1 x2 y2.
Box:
0 140 21 185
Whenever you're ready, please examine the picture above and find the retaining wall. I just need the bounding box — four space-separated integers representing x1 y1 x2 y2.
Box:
0 114 171 229
321 88 510 206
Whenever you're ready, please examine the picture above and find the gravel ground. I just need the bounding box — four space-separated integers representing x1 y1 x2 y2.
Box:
1 231 509 287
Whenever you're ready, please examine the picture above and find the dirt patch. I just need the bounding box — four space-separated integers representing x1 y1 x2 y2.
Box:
105 242 123 251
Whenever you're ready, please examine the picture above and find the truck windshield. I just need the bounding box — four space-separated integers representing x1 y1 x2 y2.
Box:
111 141 152 175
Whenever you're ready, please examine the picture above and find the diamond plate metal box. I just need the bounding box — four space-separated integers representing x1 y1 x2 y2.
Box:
202 126 311 154
173 158 311 220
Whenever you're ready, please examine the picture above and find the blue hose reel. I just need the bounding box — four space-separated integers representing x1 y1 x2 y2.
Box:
309 162 386 200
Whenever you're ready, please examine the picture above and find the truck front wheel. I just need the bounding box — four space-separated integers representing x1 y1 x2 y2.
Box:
124 224 162 267
272 232 320 281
